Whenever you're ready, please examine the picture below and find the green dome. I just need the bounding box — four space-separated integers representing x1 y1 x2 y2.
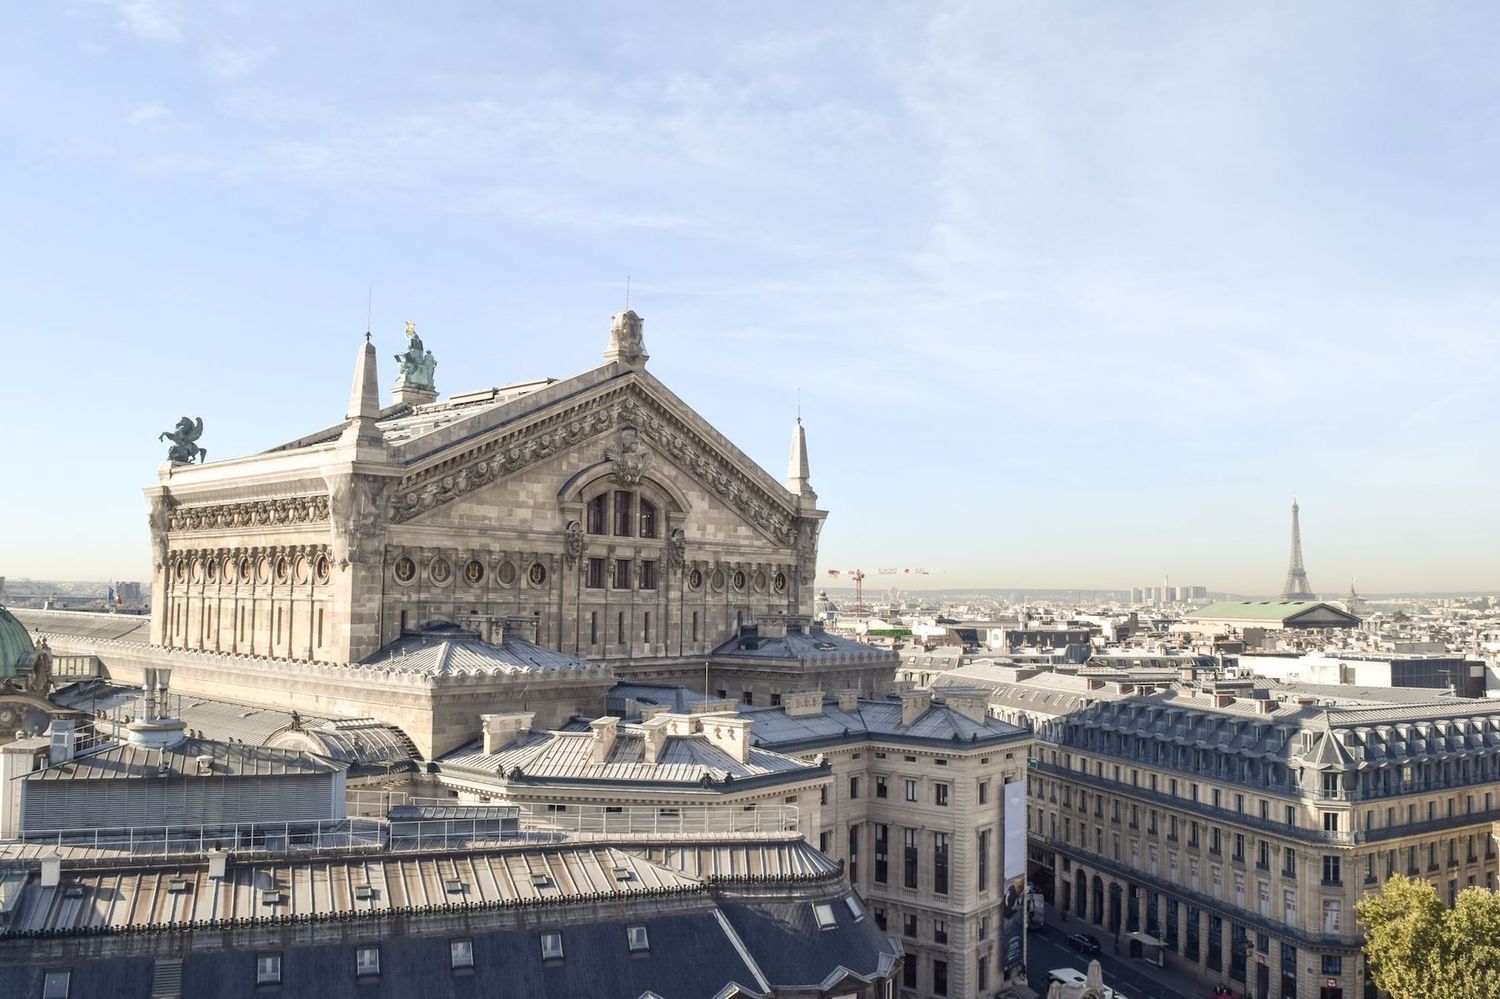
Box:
0 607 34 678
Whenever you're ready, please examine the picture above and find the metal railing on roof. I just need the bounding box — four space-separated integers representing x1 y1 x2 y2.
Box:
350 789 803 839
2 800 805 862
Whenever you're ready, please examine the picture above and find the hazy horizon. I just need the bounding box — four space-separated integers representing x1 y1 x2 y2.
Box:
5 2 1500 592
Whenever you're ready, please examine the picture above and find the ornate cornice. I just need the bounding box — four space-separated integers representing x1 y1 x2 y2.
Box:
168 496 329 533
389 386 800 545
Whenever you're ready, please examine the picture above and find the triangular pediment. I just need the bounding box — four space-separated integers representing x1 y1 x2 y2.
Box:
387 369 804 546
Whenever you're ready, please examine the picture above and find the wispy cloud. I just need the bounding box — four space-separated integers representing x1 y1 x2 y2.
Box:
126 102 169 127
110 0 181 42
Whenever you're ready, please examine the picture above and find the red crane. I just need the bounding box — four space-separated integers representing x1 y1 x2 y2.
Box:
826 568 944 615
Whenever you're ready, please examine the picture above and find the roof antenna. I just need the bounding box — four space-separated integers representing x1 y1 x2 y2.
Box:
796 387 802 425
365 284 373 343
625 275 631 310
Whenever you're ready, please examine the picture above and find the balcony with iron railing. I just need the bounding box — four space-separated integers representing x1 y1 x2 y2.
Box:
1031 759 1500 846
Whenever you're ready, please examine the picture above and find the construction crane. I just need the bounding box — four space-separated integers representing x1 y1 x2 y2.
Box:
826 568 945 615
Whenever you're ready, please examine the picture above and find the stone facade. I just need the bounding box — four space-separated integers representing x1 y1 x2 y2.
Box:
145 315 825 683
1027 687 1500 999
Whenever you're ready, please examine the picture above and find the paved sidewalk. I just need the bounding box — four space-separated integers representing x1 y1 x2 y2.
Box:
1036 903 1244 999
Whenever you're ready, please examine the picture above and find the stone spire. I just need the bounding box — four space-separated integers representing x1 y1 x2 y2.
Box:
604 310 648 367
787 417 816 504
340 336 383 446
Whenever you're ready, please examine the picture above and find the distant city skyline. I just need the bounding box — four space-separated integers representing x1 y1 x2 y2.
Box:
5 3 1500 592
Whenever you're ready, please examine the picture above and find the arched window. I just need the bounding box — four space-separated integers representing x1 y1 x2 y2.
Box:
584 488 666 539
612 490 634 536
586 494 607 535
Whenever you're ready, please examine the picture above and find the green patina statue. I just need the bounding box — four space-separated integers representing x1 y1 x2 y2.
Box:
159 416 207 464
395 320 437 390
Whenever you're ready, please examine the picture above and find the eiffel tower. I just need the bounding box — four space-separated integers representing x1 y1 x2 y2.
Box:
1281 500 1315 600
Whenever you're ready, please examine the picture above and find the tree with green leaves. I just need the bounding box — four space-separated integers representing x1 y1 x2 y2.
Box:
1357 876 1500 999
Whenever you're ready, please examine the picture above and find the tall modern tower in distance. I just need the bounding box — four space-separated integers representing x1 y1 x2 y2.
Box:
1281 499 1316 600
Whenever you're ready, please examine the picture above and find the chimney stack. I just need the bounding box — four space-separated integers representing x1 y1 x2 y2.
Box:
703 716 753 764
589 717 619 763
783 691 825 718
481 712 535 755
899 689 932 727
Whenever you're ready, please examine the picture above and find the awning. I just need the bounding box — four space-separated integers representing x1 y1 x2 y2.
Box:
1126 931 1165 948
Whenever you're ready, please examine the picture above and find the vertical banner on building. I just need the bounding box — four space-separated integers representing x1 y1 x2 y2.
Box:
1002 778 1028 973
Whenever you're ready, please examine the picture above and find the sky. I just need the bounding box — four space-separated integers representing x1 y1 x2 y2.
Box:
3 1 1500 594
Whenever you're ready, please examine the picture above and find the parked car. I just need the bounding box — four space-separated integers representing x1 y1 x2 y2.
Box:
1066 932 1101 954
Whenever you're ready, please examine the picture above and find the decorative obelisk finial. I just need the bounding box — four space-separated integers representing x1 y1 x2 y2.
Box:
1280 499 1315 600
340 335 383 447
787 414 816 504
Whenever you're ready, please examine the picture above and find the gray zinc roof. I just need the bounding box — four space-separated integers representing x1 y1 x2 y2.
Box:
355 622 605 677
439 728 815 785
746 695 1027 751
711 626 894 665
24 737 345 782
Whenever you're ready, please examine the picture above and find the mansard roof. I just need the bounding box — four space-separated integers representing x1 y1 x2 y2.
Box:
1302 724 1358 770
746 695 1028 751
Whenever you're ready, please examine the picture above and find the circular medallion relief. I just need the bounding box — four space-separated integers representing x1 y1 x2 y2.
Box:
430 557 452 584
255 556 271 584
464 559 485 585
174 559 187 584
753 571 767 592
710 569 726 591
528 562 548 586
732 570 746 591
206 559 218 583
294 556 309 584
238 557 253 583
498 561 518 586
393 556 416 583
773 571 787 593
314 554 331 584
274 557 290 583
688 568 703 589
189 557 204 583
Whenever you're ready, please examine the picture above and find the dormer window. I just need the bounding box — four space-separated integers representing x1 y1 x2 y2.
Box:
813 902 838 929
355 946 380 978
540 932 564 961
41 971 70 999
255 954 281 986
627 925 650 952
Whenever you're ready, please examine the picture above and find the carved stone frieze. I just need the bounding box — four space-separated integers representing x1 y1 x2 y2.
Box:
387 386 798 546
168 496 330 533
165 544 332 589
